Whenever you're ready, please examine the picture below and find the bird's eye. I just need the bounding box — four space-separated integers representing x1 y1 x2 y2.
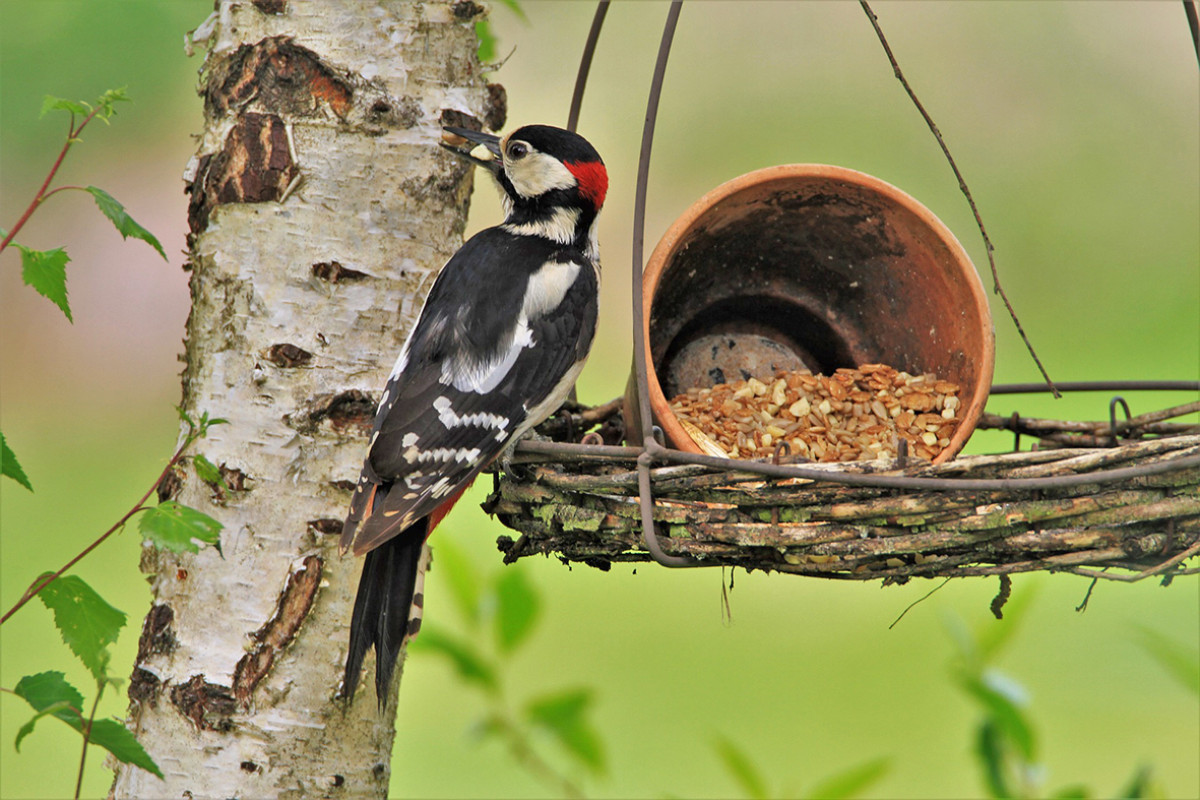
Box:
506 141 529 160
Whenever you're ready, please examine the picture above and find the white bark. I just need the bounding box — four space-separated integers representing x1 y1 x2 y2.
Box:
112 2 493 797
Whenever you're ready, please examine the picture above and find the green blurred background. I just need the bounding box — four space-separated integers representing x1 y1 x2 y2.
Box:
1 2 1196 798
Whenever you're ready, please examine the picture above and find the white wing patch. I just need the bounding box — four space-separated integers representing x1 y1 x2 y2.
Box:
429 258 583 401
522 260 581 318
404 446 483 465
433 396 509 431
441 319 534 393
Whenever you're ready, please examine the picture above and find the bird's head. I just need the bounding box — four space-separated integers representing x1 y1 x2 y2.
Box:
443 124 608 230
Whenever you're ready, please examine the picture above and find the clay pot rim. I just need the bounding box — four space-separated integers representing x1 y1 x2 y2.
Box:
640 163 995 465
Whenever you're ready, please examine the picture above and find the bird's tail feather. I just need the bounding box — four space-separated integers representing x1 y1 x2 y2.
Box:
342 516 428 704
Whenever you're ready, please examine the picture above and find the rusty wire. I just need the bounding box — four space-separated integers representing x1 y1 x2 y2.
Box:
559 0 1200 570
566 1 609 133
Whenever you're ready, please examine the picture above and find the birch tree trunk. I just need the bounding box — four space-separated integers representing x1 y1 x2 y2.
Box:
112 2 496 796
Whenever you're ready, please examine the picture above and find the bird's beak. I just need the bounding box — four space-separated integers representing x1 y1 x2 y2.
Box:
441 126 502 175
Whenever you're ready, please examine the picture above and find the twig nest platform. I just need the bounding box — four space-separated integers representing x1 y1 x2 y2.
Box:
489 400 1200 583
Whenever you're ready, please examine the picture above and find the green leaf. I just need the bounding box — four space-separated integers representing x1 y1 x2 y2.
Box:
178 408 229 439
1118 764 1154 799
713 735 769 800
15 701 80 752
192 453 226 491
495 0 528 23
36 574 126 682
40 95 89 118
85 186 166 259
13 672 86 750
11 672 162 779
87 718 163 779
410 626 498 693
431 538 481 627
93 87 130 120
494 566 540 653
525 688 605 775
975 719 1012 799
962 671 1036 762
803 757 891 800
13 672 84 720
475 20 497 64
1 429 33 490
1051 785 1091 799
17 243 72 321
138 501 222 553
1135 626 1200 696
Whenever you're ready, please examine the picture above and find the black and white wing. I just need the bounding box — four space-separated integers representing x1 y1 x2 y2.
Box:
340 229 598 556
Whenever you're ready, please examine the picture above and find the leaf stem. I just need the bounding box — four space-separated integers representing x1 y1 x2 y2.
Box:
0 107 101 254
74 680 105 799
491 710 585 800
0 434 194 625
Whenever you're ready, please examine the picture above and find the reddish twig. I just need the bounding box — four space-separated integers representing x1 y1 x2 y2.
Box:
858 1 1060 399
74 682 105 799
0 435 190 625
0 108 103 254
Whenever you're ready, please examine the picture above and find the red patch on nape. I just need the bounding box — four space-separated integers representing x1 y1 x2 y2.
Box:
565 160 608 209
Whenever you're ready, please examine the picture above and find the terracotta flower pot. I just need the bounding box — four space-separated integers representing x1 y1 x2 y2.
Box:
626 164 994 464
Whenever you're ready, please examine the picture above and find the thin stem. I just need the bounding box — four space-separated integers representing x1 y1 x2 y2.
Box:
858 1 1060 398
0 108 100 254
74 681 105 799
492 712 585 800
0 434 193 625
889 578 951 629
37 184 88 204
1185 0 1200 68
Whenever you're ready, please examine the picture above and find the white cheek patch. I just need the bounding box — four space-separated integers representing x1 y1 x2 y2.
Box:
508 152 577 199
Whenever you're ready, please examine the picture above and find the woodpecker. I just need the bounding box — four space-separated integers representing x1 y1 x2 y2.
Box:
340 124 607 701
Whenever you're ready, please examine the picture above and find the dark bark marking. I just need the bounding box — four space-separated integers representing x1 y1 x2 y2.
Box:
453 1 485 20
251 0 286 13
207 38 354 120
170 675 237 732
233 555 324 707
439 108 481 131
266 342 314 368
135 603 178 662
157 465 184 502
128 668 162 707
220 464 249 493
287 390 375 435
308 518 342 535
187 112 298 234
312 260 369 283
484 82 507 131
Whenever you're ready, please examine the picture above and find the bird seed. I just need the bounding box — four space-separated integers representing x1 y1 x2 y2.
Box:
668 364 962 463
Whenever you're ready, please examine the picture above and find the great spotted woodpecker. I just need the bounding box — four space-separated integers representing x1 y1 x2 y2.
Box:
340 124 607 701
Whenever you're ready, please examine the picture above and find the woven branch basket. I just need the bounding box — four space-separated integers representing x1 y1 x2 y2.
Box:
487 406 1200 583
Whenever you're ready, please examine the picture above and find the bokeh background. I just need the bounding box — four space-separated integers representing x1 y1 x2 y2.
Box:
1 2 1196 798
